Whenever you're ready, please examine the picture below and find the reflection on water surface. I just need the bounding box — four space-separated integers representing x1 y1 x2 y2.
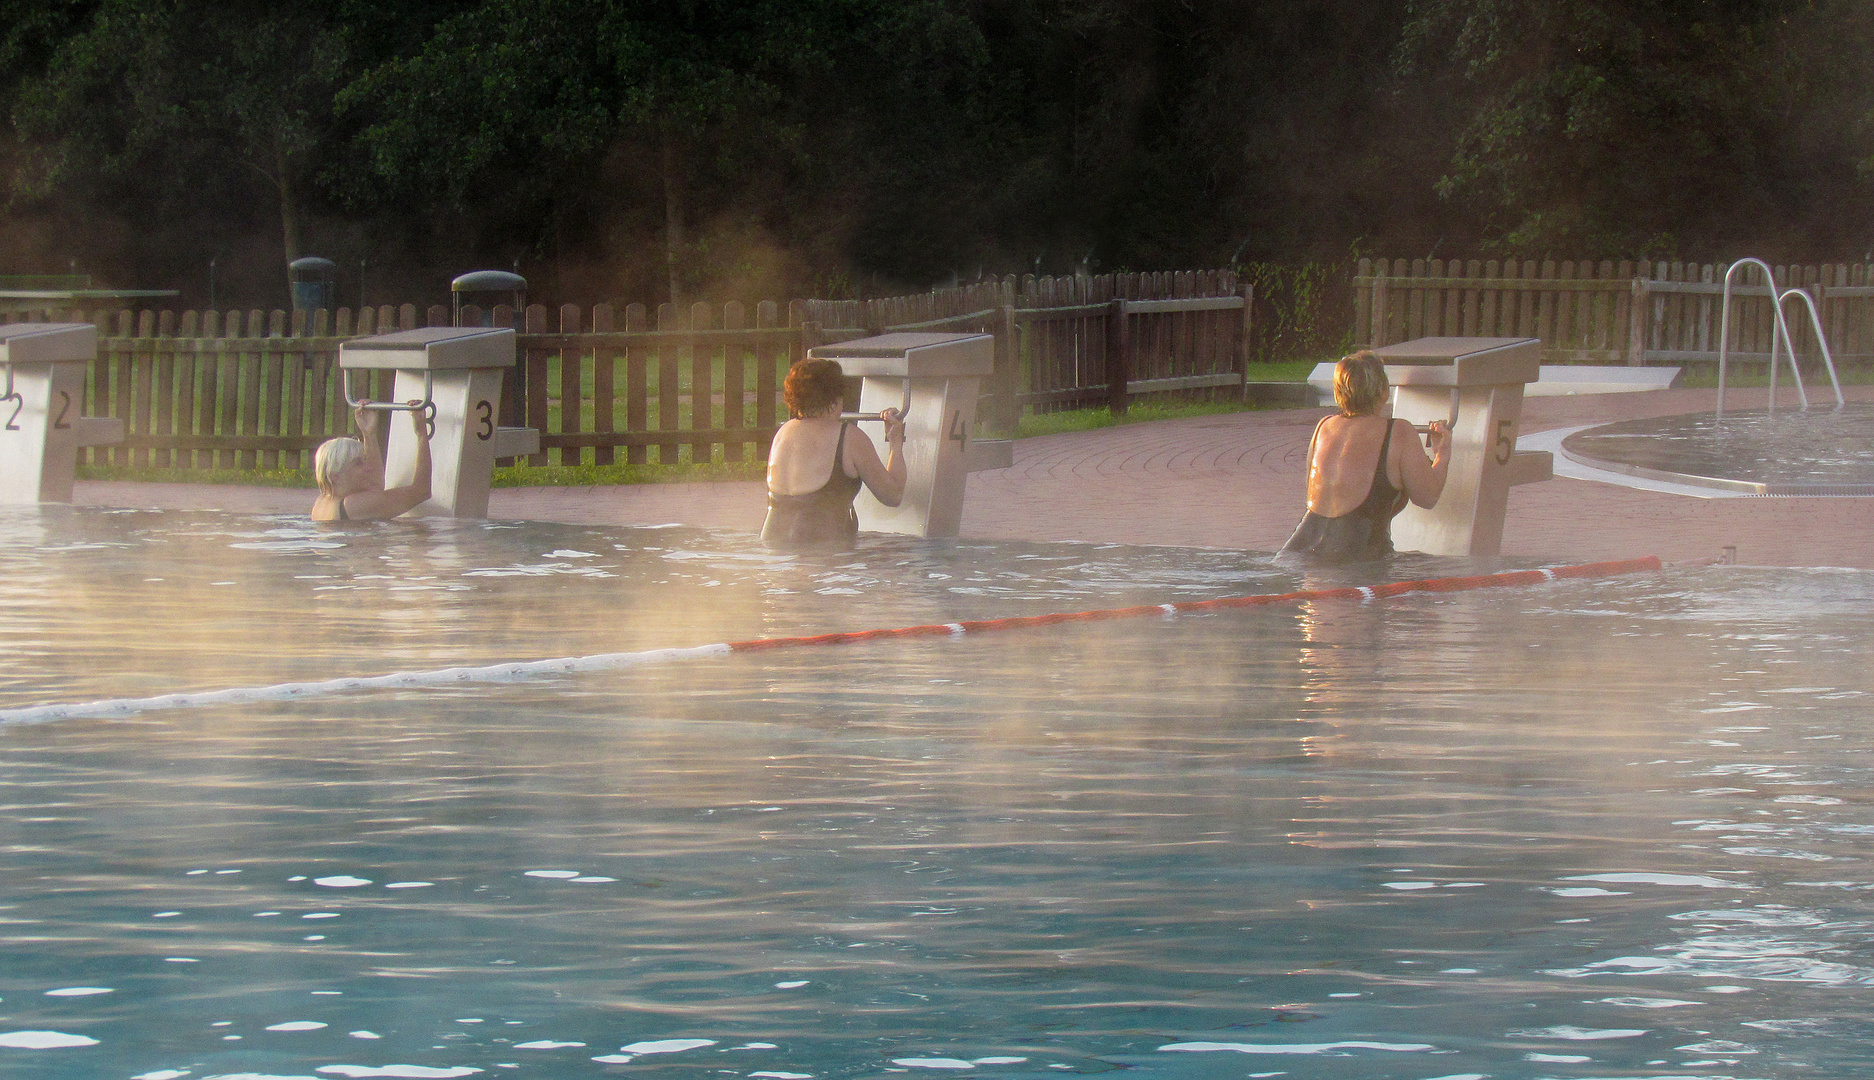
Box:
0 506 1871 1079
1563 404 1874 490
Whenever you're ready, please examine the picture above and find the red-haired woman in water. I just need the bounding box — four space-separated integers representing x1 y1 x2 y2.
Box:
761 359 906 550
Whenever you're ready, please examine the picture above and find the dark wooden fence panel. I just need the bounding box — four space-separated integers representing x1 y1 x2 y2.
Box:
1354 257 1874 369
497 301 807 468
805 270 1251 416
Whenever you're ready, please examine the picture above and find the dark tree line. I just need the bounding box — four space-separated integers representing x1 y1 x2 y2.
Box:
3 0 1873 310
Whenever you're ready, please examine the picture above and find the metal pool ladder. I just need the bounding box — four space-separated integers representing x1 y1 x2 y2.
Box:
1715 257 1845 416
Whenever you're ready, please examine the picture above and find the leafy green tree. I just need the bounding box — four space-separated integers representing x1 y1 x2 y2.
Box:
948 0 1433 270
1396 0 1874 256
0 2 101 106
11 0 351 287
334 0 982 305
13 0 1874 304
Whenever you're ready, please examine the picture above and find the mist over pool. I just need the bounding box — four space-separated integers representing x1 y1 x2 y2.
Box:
2 506 1871 1079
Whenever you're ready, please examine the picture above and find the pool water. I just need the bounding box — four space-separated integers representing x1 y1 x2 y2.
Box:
2 507 1872 1080
1561 405 1874 494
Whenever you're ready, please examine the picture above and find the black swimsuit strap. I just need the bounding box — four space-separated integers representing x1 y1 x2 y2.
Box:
1349 419 1403 522
1373 420 1393 487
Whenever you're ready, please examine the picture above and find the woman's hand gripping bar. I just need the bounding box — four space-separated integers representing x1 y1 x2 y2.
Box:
839 381 913 424
343 368 436 437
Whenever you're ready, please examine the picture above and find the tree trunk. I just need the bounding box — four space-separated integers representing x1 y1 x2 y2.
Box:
276 144 301 303
279 187 300 262
275 143 297 262
662 131 685 312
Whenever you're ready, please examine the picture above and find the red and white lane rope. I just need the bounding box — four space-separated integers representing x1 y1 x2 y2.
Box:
0 556 1661 727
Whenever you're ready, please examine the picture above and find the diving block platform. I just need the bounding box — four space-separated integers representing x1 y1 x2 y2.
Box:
809 332 995 538
0 323 124 504
1310 361 1680 405
1373 337 1552 557
339 327 539 518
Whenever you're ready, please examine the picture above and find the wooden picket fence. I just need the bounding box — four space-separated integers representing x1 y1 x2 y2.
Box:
807 269 1252 418
1 269 1249 473
42 300 817 472
1352 257 1874 368
512 299 806 469
75 304 424 471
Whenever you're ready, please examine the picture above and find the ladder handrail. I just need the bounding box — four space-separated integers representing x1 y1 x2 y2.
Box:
1717 259 1799 414
1715 258 1844 415
1772 287 1845 409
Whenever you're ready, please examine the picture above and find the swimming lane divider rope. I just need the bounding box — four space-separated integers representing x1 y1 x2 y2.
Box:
0 555 1662 727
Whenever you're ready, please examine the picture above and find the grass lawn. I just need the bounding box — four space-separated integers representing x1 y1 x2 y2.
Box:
1673 360 1874 389
75 459 766 489
1013 359 1319 437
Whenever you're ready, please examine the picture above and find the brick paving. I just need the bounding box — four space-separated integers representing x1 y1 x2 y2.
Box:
74 383 1874 568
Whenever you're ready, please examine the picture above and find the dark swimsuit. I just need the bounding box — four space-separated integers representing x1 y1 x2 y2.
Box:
1281 419 1408 562
762 423 864 550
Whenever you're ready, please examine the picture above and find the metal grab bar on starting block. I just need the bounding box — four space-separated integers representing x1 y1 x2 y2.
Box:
837 381 914 424
342 367 437 436
1400 390 1461 449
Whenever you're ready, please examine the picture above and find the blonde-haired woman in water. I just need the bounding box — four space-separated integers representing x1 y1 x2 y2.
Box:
762 358 906 549
310 402 433 522
1281 351 1450 562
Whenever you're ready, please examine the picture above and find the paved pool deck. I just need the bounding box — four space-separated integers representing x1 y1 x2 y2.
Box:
74 384 1874 569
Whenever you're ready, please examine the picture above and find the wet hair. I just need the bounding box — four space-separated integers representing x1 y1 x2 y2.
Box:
784 358 846 418
314 437 365 495
1333 351 1389 417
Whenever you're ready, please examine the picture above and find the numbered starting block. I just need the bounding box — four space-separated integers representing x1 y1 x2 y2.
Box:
0 323 123 504
1375 336 1553 557
809 332 994 538
338 327 539 518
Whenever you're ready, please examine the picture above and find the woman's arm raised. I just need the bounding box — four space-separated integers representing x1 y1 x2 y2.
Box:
848 409 907 507
345 404 434 519
1393 418 1450 509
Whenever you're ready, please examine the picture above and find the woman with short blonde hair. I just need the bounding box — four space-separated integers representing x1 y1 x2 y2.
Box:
1332 350 1390 416
1280 351 1450 561
314 437 365 496
310 402 434 522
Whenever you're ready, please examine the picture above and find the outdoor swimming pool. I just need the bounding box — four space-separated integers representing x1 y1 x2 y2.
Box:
1561 405 1874 495
2 506 1871 1080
